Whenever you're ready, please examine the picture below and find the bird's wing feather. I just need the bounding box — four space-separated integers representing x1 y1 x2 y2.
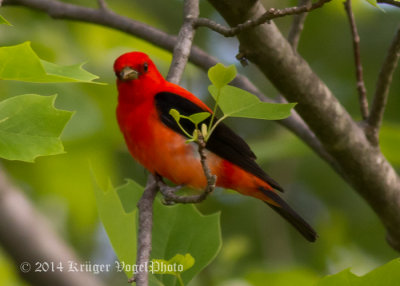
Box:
154 91 284 192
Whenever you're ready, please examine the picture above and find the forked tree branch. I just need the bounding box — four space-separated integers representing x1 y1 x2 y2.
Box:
208 0 400 251
166 0 199 83
194 0 331 37
344 0 369 120
367 26 400 146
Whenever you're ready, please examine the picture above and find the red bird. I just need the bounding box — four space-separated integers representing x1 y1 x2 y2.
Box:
114 52 317 242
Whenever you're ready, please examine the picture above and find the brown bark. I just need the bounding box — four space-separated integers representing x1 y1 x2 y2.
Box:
208 0 400 251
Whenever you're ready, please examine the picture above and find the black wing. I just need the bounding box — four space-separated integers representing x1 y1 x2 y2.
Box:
154 92 283 192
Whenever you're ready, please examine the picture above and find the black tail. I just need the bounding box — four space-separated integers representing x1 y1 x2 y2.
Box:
260 188 317 242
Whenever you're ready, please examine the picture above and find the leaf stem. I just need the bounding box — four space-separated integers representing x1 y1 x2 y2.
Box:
205 114 227 141
177 274 185 286
176 119 193 138
208 87 221 132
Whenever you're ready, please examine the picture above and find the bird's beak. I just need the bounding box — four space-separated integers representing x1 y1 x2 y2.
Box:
119 67 139 81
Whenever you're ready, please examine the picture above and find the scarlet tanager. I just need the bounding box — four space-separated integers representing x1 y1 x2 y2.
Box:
114 52 317 242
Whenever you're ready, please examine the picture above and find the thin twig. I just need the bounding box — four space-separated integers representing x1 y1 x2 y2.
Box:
344 0 369 120
288 0 311 50
367 26 400 146
272 0 325 174
129 175 158 285
96 0 108 11
197 133 218 192
377 0 400 8
157 134 216 204
277 0 312 146
274 3 341 180
194 0 331 37
166 0 199 84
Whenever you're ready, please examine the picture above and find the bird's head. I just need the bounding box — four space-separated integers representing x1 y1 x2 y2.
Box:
113 52 161 83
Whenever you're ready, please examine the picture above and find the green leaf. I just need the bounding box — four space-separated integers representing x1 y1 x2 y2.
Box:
0 94 73 162
92 179 143 278
188 112 211 124
151 201 221 286
116 179 144 213
315 258 400 286
0 15 12 26
169 109 210 127
169 109 192 138
168 254 195 273
208 63 237 88
40 60 100 83
208 85 296 120
151 253 195 276
169 109 181 123
0 42 101 83
365 0 385 11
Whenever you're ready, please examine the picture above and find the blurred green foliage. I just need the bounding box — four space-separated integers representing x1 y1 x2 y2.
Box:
0 0 399 285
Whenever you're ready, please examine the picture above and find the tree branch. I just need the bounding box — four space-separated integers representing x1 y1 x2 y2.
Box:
129 176 158 285
166 0 199 83
274 0 345 177
132 1 210 284
344 0 369 120
0 169 106 286
157 0 216 204
288 0 311 50
366 26 400 146
377 0 400 8
273 1 347 178
133 137 216 285
208 0 400 251
194 0 331 37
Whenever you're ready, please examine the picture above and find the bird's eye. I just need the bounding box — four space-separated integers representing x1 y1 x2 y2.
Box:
143 62 149 72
